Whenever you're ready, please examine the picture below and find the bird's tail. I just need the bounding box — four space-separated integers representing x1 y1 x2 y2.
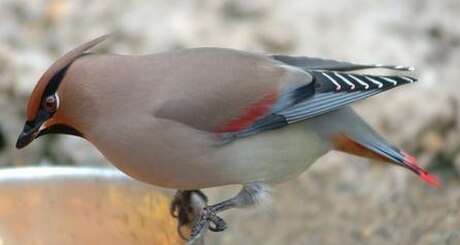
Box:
307 107 440 187
331 133 440 187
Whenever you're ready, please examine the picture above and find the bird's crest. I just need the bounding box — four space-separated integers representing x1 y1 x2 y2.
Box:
26 34 110 121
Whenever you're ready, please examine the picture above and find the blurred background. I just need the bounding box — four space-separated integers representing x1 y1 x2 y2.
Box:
0 0 459 244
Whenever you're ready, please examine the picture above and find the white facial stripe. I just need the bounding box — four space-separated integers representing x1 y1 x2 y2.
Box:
55 93 60 109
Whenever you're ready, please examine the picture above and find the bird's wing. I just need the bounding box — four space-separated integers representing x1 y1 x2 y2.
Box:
154 50 416 141
153 48 314 133
271 54 414 72
222 70 416 141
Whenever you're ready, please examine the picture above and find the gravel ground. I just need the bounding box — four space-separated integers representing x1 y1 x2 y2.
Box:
0 0 459 244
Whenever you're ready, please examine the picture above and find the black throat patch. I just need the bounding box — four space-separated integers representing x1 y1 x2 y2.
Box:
37 124 84 138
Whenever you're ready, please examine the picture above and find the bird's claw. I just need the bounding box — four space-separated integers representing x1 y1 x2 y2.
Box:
208 215 227 232
189 206 228 241
170 190 228 242
169 193 182 218
169 190 208 240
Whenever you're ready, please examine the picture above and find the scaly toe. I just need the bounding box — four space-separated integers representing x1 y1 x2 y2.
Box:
170 190 185 218
169 199 180 218
208 215 227 232
190 206 228 239
177 223 190 241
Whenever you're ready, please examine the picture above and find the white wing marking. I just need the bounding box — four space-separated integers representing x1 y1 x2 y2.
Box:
380 77 398 86
322 72 341 91
348 74 369 89
334 72 355 90
365 76 384 88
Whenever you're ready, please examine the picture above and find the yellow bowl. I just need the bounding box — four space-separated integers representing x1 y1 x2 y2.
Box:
0 167 190 245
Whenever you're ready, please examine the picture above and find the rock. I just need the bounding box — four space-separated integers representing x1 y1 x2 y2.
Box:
222 0 269 20
454 154 460 173
420 131 445 154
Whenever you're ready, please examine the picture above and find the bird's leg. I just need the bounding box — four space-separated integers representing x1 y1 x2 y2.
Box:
188 182 270 243
170 189 208 239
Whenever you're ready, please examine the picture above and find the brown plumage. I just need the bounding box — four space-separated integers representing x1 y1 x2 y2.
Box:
16 35 440 241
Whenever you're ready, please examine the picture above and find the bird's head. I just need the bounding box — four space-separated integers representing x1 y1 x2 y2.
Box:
16 35 110 149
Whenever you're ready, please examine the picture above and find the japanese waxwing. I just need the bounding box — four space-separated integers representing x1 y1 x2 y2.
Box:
16 35 440 242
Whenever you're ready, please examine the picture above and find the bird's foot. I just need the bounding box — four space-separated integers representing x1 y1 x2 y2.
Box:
185 183 269 244
170 190 208 240
188 205 228 243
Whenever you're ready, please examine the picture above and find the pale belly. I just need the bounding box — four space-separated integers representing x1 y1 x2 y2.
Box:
89 120 331 190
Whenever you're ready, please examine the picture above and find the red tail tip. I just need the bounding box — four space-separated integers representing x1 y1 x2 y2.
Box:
419 171 442 188
401 151 442 188
401 151 417 164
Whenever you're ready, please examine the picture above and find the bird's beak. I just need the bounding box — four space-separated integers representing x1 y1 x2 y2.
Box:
16 111 50 149
16 121 43 149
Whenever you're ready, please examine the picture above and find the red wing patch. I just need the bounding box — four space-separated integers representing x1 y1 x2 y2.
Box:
217 90 278 133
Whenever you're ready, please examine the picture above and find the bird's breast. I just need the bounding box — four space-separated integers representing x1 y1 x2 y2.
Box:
88 117 330 189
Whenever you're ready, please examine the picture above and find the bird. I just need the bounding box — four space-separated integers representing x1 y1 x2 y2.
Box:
16 34 440 242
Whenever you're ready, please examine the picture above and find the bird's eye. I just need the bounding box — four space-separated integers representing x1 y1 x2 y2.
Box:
42 95 58 112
